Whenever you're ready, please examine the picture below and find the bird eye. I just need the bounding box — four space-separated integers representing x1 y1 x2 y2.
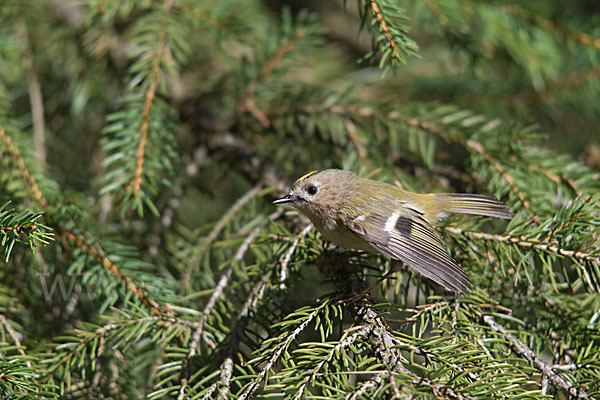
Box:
306 185 318 195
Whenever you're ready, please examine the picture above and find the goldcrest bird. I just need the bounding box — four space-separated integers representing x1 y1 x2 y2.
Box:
273 169 513 293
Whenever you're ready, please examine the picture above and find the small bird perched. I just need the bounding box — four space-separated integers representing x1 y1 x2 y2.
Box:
273 169 513 293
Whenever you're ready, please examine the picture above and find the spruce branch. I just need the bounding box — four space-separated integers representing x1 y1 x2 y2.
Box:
239 301 331 400
59 230 170 316
176 212 278 399
355 0 419 68
0 314 31 369
501 4 600 51
237 10 317 128
0 201 53 261
182 184 264 290
279 224 312 289
0 123 47 207
483 315 590 399
130 0 175 197
444 227 599 266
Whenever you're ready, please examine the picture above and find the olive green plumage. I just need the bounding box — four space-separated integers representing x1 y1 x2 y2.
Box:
273 169 513 293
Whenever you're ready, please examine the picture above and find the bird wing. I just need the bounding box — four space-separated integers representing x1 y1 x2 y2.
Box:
343 210 471 293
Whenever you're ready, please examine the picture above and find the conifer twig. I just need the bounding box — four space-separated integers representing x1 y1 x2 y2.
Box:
0 314 31 369
502 4 600 51
279 224 312 289
238 302 329 400
239 27 306 127
444 226 600 264
0 124 47 207
130 0 175 196
178 211 280 400
483 315 590 399
183 184 263 289
60 231 170 316
368 0 402 61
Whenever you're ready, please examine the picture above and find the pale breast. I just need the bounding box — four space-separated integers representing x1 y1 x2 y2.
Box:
310 216 376 253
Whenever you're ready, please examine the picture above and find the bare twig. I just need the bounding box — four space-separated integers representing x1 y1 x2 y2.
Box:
279 224 312 289
16 20 46 164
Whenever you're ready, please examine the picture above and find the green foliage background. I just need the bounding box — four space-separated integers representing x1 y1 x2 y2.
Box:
0 0 599 398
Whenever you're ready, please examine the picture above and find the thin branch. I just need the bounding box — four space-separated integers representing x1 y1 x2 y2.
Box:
16 20 46 164
0 314 32 369
183 184 264 289
294 326 370 400
0 123 47 206
238 301 330 400
130 0 175 196
464 138 538 222
60 230 171 316
238 27 307 127
344 118 368 162
368 0 402 60
502 4 600 51
178 211 280 400
483 315 590 399
444 226 600 265
279 224 312 289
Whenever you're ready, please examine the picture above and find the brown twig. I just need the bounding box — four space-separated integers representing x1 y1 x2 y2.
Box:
0 124 47 207
238 28 306 127
368 0 402 61
344 118 368 162
130 0 175 196
60 231 170 316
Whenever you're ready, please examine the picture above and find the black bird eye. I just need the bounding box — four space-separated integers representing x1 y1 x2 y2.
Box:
307 185 318 195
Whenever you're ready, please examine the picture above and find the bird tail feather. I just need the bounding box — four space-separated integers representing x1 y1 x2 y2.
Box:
441 193 513 219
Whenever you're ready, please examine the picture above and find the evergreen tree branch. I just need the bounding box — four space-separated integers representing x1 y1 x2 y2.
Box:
0 314 31 369
279 224 312 290
483 315 590 399
238 24 307 127
183 184 264 289
0 201 53 261
239 301 331 400
177 213 277 399
356 0 419 68
201 220 305 399
0 124 47 206
501 4 600 51
130 0 175 197
59 230 171 316
444 226 600 265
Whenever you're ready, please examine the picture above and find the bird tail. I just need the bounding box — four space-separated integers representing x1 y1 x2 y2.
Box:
439 193 513 219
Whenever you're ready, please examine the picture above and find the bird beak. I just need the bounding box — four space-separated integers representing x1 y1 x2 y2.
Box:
272 194 296 205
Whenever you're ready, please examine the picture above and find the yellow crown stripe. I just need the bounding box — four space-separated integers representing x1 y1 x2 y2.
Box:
297 170 320 182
